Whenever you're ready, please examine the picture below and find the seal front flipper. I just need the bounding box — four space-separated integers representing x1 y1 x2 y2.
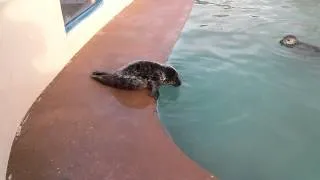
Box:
148 81 160 100
149 89 160 100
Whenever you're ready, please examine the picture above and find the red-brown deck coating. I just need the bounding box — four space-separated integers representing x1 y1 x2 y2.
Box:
6 0 218 179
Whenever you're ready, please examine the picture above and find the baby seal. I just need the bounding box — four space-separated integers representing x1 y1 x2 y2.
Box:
90 60 182 100
279 35 320 53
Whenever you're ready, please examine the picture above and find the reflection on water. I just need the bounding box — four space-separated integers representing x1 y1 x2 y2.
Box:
158 0 320 180
109 88 154 109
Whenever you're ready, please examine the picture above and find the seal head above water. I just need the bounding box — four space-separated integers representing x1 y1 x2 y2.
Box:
280 34 320 53
279 35 298 48
90 60 182 100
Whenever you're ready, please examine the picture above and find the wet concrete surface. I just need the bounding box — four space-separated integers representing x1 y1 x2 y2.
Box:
6 0 217 179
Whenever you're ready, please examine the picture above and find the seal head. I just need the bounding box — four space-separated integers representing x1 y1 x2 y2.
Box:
162 66 182 87
280 35 298 48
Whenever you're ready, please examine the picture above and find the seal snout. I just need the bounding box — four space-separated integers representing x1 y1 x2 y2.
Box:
174 79 182 87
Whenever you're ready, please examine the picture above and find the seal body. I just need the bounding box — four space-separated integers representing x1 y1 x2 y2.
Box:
280 35 320 53
91 60 182 100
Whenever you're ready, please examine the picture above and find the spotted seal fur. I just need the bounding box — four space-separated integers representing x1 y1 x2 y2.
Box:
90 60 182 100
280 35 320 53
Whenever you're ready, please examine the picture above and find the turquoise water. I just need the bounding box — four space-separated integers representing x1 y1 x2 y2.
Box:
157 0 320 180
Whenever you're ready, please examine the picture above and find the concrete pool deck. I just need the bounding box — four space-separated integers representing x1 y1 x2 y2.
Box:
6 0 217 179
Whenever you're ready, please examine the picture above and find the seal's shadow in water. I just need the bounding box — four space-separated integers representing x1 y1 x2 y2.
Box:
109 88 154 109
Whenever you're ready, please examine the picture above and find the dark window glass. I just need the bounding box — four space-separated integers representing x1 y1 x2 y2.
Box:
60 0 97 25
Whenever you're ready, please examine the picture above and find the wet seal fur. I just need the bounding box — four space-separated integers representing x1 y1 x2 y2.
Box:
280 35 320 53
90 60 182 100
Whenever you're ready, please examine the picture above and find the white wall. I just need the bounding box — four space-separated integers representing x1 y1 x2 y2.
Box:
0 0 133 179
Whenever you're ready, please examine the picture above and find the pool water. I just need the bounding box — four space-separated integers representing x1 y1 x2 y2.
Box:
157 0 320 180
